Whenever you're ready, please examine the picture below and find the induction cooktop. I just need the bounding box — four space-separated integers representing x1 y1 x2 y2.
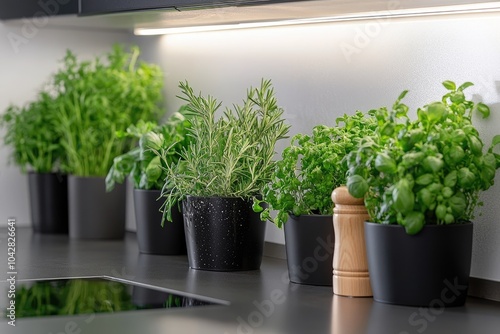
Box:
5 277 224 319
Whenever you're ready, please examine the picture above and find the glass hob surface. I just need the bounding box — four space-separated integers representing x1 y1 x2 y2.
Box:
5 277 220 319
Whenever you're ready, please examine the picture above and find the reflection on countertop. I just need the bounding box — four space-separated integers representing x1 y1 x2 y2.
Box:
10 277 217 319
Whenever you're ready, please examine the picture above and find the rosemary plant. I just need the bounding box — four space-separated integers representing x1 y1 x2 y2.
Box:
160 79 290 223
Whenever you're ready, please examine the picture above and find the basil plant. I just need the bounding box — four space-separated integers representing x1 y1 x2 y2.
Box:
346 81 500 235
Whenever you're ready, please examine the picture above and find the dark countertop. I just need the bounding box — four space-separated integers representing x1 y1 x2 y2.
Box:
1 228 500 334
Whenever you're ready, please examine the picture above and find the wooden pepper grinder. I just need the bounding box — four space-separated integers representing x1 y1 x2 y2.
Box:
331 186 372 297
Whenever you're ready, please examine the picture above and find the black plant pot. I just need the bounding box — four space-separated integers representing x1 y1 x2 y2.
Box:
28 172 68 234
132 286 171 308
68 175 126 239
133 189 186 255
284 215 334 286
365 222 473 307
182 196 266 271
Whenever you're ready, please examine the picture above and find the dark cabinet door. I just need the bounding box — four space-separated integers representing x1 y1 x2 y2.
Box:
79 0 276 16
0 0 78 20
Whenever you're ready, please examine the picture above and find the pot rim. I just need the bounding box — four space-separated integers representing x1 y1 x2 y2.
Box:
68 175 106 181
133 188 162 193
365 221 473 228
28 171 66 176
185 195 258 200
288 214 333 219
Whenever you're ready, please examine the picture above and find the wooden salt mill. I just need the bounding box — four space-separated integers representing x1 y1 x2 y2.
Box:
331 186 372 297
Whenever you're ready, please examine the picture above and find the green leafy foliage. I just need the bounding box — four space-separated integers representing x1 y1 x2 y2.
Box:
0 92 63 173
159 79 290 223
346 81 500 235
105 107 192 191
53 45 164 177
255 111 377 228
11 279 187 318
14 280 135 317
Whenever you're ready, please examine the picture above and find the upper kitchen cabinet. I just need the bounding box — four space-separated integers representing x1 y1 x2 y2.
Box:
3 0 500 32
79 0 276 16
0 0 78 20
77 0 500 35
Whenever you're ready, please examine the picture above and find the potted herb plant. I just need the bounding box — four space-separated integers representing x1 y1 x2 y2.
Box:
53 45 164 239
253 112 376 285
106 109 191 255
1 92 68 234
346 81 500 307
160 79 290 271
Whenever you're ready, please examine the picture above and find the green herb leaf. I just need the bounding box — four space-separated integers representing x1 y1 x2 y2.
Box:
422 156 444 173
392 179 414 214
426 102 448 124
450 91 465 103
444 171 458 188
458 167 475 189
442 80 456 91
401 211 425 235
492 135 500 148
347 175 369 199
416 174 434 186
457 82 474 91
475 102 490 119
469 136 483 156
448 193 466 217
375 153 397 174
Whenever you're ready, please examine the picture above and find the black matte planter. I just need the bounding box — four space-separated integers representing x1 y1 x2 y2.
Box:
68 175 125 239
132 286 171 308
28 172 68 234
365 222 473 307
133 189 186 255
284 215 334 286
182 196 266 271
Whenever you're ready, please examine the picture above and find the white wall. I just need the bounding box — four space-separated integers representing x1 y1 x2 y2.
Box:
0 21 131 228
134 12 500 281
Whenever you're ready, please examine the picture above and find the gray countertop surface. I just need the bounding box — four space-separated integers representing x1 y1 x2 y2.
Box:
1 227 500 334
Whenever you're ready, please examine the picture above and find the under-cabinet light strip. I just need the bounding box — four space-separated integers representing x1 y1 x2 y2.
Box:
134 2 500 35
